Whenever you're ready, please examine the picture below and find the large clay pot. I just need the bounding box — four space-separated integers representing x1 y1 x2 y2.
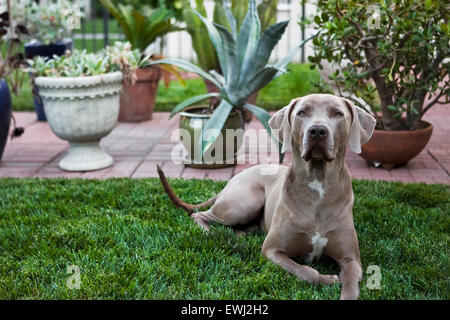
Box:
179 105 245 169
203 79 256 122
360 121 433 169
25 38 73 122
0 79 11 162
119 67 161 122
34 72 123 171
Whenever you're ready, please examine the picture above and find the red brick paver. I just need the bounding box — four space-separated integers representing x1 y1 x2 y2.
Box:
1 104 449 184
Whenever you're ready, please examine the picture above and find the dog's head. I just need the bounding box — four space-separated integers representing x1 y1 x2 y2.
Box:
269 94 376 162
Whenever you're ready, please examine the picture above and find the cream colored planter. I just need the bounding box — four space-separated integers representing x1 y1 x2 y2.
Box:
35 72 123 171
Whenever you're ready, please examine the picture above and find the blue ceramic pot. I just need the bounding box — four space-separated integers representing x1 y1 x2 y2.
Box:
0 79 11 161
24 39 73 60
25 39 73 121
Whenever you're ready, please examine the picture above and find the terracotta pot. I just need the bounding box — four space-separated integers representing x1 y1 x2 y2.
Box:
119 67 161 122
203 79 257 123
360 121 433 169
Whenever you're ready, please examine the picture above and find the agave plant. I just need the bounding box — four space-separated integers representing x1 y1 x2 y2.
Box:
150 0 313 161
183 0 279 72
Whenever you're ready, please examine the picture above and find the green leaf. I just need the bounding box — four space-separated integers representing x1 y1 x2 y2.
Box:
236 0 261 68
147 58 222 88
387 105 397 111
214 23 239 89
200 99 233 155
239 20 288 85
242 103 284 163
194 10 229 79
274 33 317 75
170 93 220 118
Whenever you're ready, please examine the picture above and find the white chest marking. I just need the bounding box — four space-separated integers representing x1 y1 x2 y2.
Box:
307 232 328 263
308 180 325 198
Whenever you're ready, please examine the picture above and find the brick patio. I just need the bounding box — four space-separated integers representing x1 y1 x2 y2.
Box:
1 103 449 184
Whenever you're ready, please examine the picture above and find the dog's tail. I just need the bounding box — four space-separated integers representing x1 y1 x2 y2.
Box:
157 165 217 214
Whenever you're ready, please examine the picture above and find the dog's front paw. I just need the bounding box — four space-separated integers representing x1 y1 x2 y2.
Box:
339 287 360 300
319 274 339 285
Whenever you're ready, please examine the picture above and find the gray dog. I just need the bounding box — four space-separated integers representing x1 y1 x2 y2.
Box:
157 94 376 300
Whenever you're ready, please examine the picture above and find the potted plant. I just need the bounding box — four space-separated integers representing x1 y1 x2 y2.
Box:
182 0 278 121
309 0 449 169
27 46 138 171
0 6 26 162
11 0 83 121
100 0 183 122
149 0 313 168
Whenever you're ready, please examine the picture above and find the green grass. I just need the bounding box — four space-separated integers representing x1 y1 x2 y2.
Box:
11 63 320 113
0 178 448 299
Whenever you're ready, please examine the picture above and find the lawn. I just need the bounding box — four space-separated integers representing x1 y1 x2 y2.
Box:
0 177 448 299
11 63 320 113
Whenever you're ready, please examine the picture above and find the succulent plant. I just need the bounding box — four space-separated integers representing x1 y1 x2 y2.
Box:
149 0 314 160
26 42 151 78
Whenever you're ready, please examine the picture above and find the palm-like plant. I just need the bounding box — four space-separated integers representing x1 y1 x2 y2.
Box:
149 0 313 161
99 0 182 52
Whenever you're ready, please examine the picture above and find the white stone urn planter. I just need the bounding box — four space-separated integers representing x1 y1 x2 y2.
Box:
34 72 123 171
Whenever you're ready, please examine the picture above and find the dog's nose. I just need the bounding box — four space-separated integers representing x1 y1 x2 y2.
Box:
308 125 328 140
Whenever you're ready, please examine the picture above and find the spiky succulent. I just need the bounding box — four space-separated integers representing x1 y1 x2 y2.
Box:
150 0 314 160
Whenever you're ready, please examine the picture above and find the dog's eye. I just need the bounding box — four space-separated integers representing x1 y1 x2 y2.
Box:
335 111 344 117
298 111 306 117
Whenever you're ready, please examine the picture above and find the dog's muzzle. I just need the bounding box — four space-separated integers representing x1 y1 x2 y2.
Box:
302 125 334 162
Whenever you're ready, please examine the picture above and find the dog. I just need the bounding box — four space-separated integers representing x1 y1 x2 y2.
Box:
157 94 376 300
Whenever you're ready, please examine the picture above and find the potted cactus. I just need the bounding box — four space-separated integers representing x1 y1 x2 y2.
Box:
150 0 313 168
27 44 146 171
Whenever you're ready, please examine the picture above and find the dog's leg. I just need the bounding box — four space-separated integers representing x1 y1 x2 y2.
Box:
191 210 224 232
338 258 362 300
262 246 339 285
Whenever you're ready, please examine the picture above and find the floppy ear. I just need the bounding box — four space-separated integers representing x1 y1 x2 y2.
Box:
268 98 299 153
343 98 377 154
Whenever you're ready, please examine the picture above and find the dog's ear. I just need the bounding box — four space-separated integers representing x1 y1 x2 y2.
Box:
269 98 299 153
343 98 377 154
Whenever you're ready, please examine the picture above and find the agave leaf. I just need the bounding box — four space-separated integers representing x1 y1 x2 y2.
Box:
242 103 285 163
170 93 220 118
237 0 260 71
273 33 317 78
239 20 289 85
183 7 218 71
237 66 278 102
214 23 239 88
200 99 233 155
209 69 225 85
193 10 228 79
223 1 237 37
147 58 221 88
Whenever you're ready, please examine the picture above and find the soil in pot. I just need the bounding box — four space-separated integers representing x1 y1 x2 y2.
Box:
0 79 11 161
179 105 245 169
203 79 256 123
360 121 433 169
119 67 161 122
